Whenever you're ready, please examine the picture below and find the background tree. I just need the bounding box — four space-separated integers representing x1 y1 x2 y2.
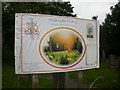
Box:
92 15 98 20
101 2 120 57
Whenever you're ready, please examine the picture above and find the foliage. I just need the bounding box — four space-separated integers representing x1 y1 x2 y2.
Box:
45 50 81 65
2 50 14 65
92 15 98 20
2 2 76 50
73 37 83 53
101 2 120 57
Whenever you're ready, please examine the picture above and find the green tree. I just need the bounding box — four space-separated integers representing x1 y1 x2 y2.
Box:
101 2 120 57
92 15 98 20
2 2 76 50
73 37 82 53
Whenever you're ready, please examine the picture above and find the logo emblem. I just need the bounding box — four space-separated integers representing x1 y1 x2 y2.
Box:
87 23 93 38
24 18 40 40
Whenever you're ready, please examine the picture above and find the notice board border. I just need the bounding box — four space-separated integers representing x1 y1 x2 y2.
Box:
19 14 99 74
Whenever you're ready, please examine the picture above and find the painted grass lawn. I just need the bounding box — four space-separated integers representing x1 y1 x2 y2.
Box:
44 50 81 65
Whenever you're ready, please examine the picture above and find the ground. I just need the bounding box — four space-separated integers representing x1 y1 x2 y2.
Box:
2 59 119 88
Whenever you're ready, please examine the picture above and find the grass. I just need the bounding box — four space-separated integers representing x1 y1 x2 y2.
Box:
83 60 119 88
2 64 52 88
44 50 81 65
68 71 78 79
3 64 31 88
2 60 119 88
68 59 119 88
38 78 52 88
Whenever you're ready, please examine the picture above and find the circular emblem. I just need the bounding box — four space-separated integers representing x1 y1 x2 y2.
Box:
39 27 86 69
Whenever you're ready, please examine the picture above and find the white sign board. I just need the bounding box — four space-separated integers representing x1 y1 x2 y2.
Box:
15 13 99 74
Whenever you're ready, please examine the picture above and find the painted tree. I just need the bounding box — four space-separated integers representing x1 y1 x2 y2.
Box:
73 37 82 53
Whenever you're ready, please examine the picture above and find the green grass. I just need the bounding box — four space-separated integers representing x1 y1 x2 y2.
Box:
68 60 119 88
83 60 119 88
2 55 119 88
2 64 32 88
38 78 52 88
2 64 52 88
44 50 81 65
68 71 78 79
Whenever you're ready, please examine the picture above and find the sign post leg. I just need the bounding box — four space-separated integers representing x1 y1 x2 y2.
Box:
32 74 39 89
65 72 69 89
53 72 66 89
17 75 20 88
53 73 59 89
77 71 83 88
59 72 65 88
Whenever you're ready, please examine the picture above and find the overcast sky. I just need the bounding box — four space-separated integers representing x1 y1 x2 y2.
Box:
64 0 118 24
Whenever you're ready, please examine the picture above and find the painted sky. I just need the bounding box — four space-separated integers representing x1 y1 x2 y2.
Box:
50 31 78 50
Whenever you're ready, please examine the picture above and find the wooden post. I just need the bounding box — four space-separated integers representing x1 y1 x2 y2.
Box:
59 72 65 88
17 75 20 88
32 74 39 89
53 73 59 89
53 72 66 89
65 72 69 89
77 71 83 88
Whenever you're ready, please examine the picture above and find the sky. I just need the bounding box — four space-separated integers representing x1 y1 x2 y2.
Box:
64 0 118 24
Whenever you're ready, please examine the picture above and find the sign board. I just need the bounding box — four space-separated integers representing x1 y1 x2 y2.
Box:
15 13 99 74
